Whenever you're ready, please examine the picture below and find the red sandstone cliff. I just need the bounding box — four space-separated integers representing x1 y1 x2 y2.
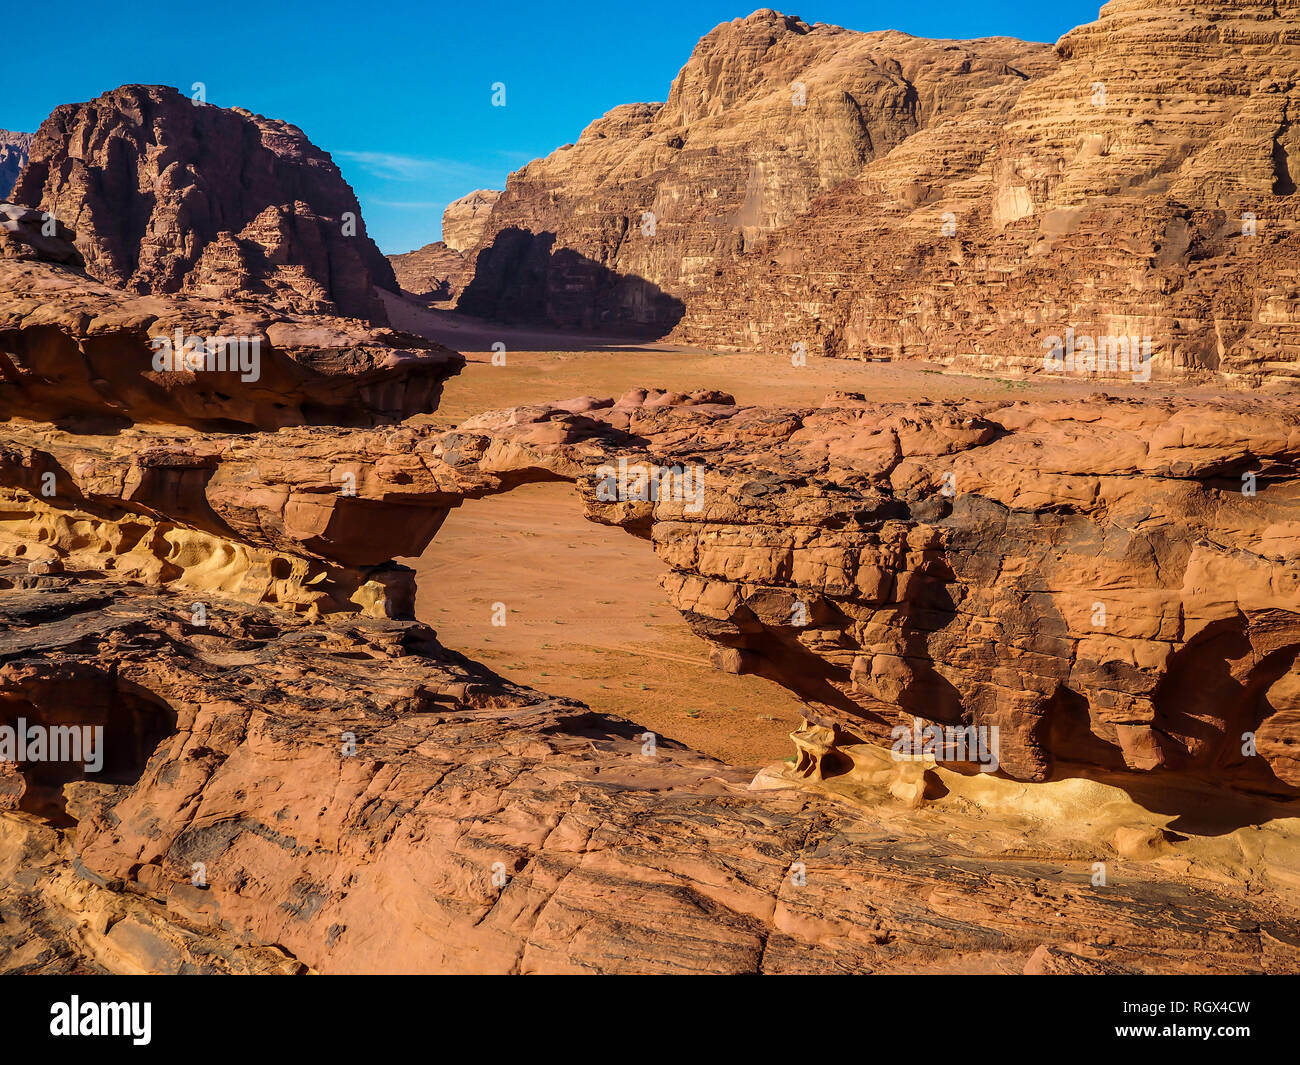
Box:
12 86 397 323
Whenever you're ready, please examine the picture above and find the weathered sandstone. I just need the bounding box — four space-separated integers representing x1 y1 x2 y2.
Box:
677 0 1300 389
388 191 505 307
11 86 397 322
0 257 462 430
5 381 1297 794
454 10 1053 334
388 241 472 307
4 567 1298 974
451 2 1300 389
441 189 502 253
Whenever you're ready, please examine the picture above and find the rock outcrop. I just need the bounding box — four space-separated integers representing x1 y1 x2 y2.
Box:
388 190 503 307
388 240 472 307
0 132 30 200
6 377 1297 794
11 86 398 322
0 203 83 266
453 11 1052 334
450 2 1300 388
0 255 462 431
442 189 502 253
5 42 1300 976
5 566 1299 974
453 390 1300 794
677 0 1300 388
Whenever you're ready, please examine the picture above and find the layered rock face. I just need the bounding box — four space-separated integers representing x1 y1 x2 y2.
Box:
10 567 1299 974
680 0 1300 388
0 132 31 199
448 391 1300 794
453 11 1052 334
442 189 502 252
4 375 1300 972
451 2 1300 388
388 241 472 306
11 86 397 322
9 369 1296 793
4 51 1300 974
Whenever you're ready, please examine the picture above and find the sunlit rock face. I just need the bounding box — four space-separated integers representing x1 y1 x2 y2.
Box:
11 85 398 322
677 0 1300 389
452 10 1053 334
453 3 1300 389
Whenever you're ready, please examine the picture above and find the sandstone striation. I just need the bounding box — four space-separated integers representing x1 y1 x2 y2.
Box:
676 0 1300 389
5 379 1297 794
4 567 1298 974
388 240 473 307
5 17 1300 975
454 11 1053 334
441 189 502 253
453 390 1300 794
450 2 1300 389
11 86 397 322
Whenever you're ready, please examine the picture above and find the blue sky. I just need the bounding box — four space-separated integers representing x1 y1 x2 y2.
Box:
0 1 1102 254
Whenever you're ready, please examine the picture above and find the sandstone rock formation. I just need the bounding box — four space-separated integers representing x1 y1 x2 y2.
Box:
452 11 1052 334
0 203 83 266
2 268 1299 972
388 190 503 307
450 2 1300 388
452 390 1300 794
678 0 1300 388
0 255 462 431
388 240 472 306
5 566 1299 974
11 86 397 322
442 189 502 253
5 19 1300 975
0 132 30 200
6 374 1297 794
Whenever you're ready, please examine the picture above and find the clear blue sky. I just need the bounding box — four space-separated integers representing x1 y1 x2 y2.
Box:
0 1 1101 254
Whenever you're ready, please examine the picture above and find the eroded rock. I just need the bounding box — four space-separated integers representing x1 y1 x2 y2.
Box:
11 86 397 322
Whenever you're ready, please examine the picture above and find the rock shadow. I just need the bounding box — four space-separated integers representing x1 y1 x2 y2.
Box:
457 227 685 340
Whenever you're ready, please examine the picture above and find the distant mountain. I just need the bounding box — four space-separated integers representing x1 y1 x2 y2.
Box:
0 130 32 199
387 190 501 307
12 85 397 322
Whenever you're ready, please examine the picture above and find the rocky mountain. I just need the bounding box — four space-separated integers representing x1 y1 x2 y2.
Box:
452 10 1055 333
678 0 1300 387
0 131 30 199
11 85 398 322
388 240 472 306
3 7 1300 977
452 2 1300 388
